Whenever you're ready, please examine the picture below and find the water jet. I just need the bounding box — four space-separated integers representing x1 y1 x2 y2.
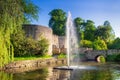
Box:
54 12 87 70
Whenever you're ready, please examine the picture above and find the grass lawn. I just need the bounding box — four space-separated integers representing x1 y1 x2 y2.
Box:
14 55 52 61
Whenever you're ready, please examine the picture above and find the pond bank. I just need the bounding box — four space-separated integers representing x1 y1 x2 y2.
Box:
1 58 67 73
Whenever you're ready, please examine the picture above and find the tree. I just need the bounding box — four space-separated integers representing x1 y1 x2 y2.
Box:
74 17 84 40
95 21 115 43
103 21 115 42
49 9 66 36
84 20 96 41
74 17 84 29
95 25 107 41
0 0 24 67
0 0 39 67
21 0 39 23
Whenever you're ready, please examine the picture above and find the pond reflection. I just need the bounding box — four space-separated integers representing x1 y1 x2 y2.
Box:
70 69 112 80
13 68 48 80
0 63 120 80
0 71 13 80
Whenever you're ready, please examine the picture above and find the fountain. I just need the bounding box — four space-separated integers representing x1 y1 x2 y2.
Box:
66 11 80 67
54 12 81 70
54 12 96 70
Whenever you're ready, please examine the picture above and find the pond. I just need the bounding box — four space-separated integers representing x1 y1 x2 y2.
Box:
1 62 120 80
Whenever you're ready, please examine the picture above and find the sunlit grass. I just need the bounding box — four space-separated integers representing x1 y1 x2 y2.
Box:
14 53 67 61
57 53 66 58
14 55 52 61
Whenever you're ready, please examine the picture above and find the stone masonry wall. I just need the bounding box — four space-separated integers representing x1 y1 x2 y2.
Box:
4 58 67 73
85 49 120 60
58 36 66 48
23 24 53 55
23 24 67 55
52 35 59 48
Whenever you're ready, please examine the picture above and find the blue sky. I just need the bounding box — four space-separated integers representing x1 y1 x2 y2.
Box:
32 0 120 37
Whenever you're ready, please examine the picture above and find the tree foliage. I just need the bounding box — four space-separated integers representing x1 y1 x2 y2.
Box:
80 40 93 48
11 32 49 57
0 0 24 67
83 20 96 41
95 21 115 43
11 31 37 57
108 37 120 49
93 38 107 50
74 19 115 50
48 9 116 50
37 36 49 56
0 0 39 67
74 17 84 40
74 17 84 29
49 9 66 36
21 0 39 23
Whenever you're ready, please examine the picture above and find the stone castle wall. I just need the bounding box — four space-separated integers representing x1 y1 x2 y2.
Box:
58 36 67 54
23 24 53 55
59 36 66 48
23 24 66 55
52 35 59 48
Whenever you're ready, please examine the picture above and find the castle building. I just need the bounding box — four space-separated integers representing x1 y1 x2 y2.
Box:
23 24 66 55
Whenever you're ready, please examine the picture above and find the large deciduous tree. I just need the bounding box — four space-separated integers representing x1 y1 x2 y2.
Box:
103 21 115 42
84 20 96 41
0 0 39 67
49 9 66 36
21 0 39 23
74 17 84 40
0 0 25 68
95 21 115 43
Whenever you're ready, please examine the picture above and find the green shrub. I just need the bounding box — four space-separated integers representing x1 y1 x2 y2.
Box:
80 40 93 48
97 55 106 63
36 36 49 56
57 53 66 58
106 54 117 61
115 54 120 61
106 54 120 62
99 56 106 63
11 31 38 57
93 38 107 50
12 32 49 57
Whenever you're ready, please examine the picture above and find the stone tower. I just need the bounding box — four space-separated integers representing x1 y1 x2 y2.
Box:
23 24 67 55
23 24 53 55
